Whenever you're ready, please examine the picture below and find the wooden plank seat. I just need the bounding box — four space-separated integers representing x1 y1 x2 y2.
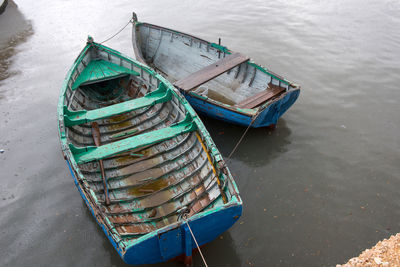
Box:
64 83 171 127
69 113 197 164
173 52 250 91
237 84 286 109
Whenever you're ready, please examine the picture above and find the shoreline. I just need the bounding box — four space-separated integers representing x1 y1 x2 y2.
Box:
338 234 400 266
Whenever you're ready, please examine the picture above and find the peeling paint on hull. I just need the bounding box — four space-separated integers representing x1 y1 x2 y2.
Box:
184 88 300 128
58 39 242 265
131 15 301 128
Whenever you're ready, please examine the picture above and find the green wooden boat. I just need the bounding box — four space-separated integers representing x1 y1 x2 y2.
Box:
57 37 242 265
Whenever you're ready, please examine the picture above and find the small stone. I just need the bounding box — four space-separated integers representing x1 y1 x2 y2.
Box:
374 257 382 264
0 149 4 153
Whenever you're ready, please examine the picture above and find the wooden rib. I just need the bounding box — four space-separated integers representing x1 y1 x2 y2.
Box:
79 133 193 173
91 139 202 189
91 122 111 205
106 157 210 203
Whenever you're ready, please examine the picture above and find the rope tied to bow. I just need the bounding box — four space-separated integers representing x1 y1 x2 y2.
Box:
100 18 133 44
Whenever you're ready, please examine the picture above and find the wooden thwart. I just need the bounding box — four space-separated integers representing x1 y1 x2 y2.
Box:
237 84 286 109
173 52 250 91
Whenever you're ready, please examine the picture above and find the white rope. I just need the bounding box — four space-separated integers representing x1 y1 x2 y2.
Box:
227 110 262 159
183 214 209 267
100 19 133 44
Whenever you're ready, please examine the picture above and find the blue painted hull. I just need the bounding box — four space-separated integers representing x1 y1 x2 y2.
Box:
183 89 300 128
66 159 242 265
123 204 242 264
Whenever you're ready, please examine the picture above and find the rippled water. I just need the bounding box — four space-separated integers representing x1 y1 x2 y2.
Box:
0 0 399 266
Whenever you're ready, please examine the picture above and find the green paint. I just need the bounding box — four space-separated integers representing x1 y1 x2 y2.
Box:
210 43 230 54
70 113 197 164
72 59 139 90
57 39 241 249
129 153 144 157
209 43 291 86
64 83 171 126
248 62 290 86
111 129 139 139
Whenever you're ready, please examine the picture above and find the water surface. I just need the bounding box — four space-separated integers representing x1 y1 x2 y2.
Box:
0 0 399 266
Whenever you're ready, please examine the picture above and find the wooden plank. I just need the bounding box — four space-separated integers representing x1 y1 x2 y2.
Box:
173 52 250 91
70 114 197 164
64 83 171 127
237 84 286 109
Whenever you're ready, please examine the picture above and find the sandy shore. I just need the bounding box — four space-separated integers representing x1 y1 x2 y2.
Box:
338 234 400 267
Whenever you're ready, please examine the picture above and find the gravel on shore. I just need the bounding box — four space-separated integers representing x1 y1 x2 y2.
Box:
338 234 400 267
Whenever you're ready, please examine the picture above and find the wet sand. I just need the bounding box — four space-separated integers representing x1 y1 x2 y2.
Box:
0 0 400 266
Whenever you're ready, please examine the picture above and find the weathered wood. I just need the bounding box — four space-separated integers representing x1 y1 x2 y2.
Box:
59 39 243 265
237 84 286 109
173 52 250 91
91 122 111 206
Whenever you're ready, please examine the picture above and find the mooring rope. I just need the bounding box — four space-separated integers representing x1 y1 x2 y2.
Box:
100 18 133 44
182 213 209 267
227 110 262 159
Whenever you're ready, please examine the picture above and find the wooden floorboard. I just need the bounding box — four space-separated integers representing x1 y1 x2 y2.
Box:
237 84 286 109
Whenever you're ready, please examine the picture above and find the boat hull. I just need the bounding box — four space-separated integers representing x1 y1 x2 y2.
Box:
132 18 301 128
183 88 300 128
123 204 242 264
59 39 242 265
67 158 242 264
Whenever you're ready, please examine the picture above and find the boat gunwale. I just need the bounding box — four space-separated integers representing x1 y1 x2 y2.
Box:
132 21 301 118
134 22 299 87
58 39 242 252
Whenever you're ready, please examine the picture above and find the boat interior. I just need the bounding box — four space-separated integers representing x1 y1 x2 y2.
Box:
134 23 293 108
61 47 235 242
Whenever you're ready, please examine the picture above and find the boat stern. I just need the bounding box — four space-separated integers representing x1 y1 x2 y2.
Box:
253 87 301 128
121 203 242 265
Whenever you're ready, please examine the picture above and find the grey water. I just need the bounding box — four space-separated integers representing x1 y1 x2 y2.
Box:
0 0 399 266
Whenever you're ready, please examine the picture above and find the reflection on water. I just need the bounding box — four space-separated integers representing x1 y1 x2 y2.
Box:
0 0 33 96
203 115 291 167
0 26 33 80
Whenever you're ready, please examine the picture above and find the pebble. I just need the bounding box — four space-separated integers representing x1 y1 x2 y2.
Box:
338 233 400 266
0 149 4 153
